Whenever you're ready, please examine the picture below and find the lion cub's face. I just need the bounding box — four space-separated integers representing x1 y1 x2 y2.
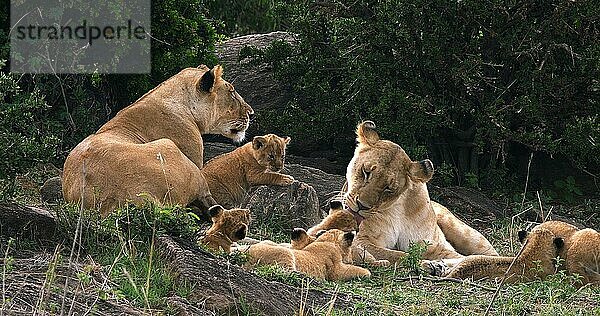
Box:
344 121 434 218
206 205 251 242
198 65 254 143
252 134 291 172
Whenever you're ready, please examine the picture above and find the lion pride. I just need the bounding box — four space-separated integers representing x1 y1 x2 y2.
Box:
62 65 254 215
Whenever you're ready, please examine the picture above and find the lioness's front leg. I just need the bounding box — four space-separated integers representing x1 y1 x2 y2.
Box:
355 235 407 264
250 171 294 186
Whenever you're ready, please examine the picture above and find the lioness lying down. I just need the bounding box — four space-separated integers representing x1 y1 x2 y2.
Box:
344 121 497 268
62 65 254 215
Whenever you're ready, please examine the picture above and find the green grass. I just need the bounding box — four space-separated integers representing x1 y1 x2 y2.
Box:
5 168 600 315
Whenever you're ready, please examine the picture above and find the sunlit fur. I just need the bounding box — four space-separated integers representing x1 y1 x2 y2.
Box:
200 205 251 253
236 229 371 281
202 134 294 208
343 121 497 268
62 65 253 215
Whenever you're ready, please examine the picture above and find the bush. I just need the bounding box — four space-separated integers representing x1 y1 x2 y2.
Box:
253 0 599 189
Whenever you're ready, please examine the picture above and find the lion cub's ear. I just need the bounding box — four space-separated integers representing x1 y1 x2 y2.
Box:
199 65 224 93
208 205 225 219
518 230 529 243
553 237 564 250
408 159 434 182
283 136 291 144
329 200 344 215
343 231 356 244
252 136 266 150
356 121 379 146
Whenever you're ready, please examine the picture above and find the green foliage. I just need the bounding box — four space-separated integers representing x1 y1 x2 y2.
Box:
551 176 584 204
252 0 599 190
0 62 60 198
54 201 202 308
253 264 304 287
398 241 427 273
207 0 284 36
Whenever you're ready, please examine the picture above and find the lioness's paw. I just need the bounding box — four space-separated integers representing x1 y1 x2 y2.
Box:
371 259 391 267
279 175 295 185
421 260 449 276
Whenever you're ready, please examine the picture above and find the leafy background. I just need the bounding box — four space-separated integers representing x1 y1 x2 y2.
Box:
0 0 598 200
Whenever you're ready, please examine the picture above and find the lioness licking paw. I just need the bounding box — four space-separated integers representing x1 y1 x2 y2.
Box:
202 134 294 208
343 121 497 269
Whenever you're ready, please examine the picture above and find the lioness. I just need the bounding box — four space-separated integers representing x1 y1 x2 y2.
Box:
62 65 254 215
344 121 497 266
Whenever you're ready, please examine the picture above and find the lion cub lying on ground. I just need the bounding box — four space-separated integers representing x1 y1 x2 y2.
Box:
446 221 600 285
200 205 251 253
236 229 371 281
305 201 390 267
202 134 294 208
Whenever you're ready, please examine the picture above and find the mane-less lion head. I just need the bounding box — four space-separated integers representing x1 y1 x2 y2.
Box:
205 205 251 242
251 134 291 172
197 65 254 142
344 121 434 218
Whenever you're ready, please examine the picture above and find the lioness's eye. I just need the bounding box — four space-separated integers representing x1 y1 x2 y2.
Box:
362 167 371 181
269 154 275 160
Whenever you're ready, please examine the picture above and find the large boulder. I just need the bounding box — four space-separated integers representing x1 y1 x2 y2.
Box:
216 31 296 115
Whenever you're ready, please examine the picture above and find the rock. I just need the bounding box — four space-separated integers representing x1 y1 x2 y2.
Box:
156 235 362 315
2 255 145 315
40 176 63 203
243 181 321 231
284 163 345 213
216 31 296 115
166 296 216 316
0 202 56 240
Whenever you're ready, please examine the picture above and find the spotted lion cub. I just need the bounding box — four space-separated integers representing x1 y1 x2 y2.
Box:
238 229 371 281
200 205 251 253
202 134 294 208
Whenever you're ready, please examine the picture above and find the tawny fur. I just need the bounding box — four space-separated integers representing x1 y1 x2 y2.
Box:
446 227 562 282
344 121 497 267
305 201 390 267
62 65 254 216
237 229 371 281
200 205 251 253
201 134 294 208
446 221 599 286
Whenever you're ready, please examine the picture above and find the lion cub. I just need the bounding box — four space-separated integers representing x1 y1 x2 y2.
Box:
200 205 251 253
305 201 390 267
239 229 371 281
202 134 294 208
446 221 600 285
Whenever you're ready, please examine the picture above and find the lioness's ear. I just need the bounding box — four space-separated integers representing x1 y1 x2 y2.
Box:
356 121 379 146
252 136 266 150
198 65 223 93
208 205 225 218
518 230 528 243
408 159 434 182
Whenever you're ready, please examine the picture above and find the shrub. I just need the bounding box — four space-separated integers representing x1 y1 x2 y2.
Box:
252 0 599 189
